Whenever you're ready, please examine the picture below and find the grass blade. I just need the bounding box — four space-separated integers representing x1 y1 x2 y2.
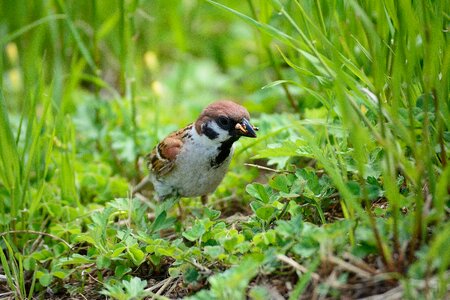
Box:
0 92 20 191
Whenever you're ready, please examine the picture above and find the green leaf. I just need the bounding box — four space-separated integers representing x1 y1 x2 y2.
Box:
276 215 303 237
253 230 277 246
204 246 224 259
59 254 93 266
122 277 148 298
55 0 98 73
96 255 111 269
128 245 145 266
223 236 241 252
235 241 251 254
246 183 270 203
52 270 70 279
249 201 263 214
0 92 20 191
205 0 300 51
296 169 321 195
31 249 53 262
156 245 177 257
0 239 15 292
183 222 206 242
149 210 167 233
37 272 53 287
115 265 132 278
184 267 200 283
204 207 221 220
367 180 383 200
426 222 450 270
256 206 276 221
0 213 11 225
269 174 292 193
112 245 127 258
254 141 300 158
292 237 320 258
205 254 263 298
23 257 36 271
346 181 361 196
149 254 161 266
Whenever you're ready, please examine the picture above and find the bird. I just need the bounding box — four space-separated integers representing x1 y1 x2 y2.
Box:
140 100 258 203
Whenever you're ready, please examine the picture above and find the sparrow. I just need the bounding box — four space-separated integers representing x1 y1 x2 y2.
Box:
144 100 258 202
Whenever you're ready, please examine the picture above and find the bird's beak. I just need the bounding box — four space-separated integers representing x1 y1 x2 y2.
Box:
235 118 258 138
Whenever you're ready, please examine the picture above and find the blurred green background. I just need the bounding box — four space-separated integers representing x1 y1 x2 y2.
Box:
0 0 278 111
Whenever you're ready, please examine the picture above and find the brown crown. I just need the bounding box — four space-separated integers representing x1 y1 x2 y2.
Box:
195 100 250 134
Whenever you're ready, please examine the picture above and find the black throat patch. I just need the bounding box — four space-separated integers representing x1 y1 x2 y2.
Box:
211 136 240 168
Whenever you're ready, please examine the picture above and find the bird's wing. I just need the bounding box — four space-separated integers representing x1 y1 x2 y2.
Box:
146 125 192 177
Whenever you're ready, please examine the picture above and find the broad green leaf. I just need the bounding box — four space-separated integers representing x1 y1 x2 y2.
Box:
346 181 361 197
182 222 206 242
115 265 132 278
149 254 161 266
249 201 263 214
223 235 243 252
204 207 221 220
127 245 145 265
276 215 303 237
23 257 36 271
156 246 177 257
296 169 321 195
269 174 291 193
112 246 127 258
96 255 111 269
31 249 53 262
254 141 300 158
52 270 70 279
253 230 277 246
37 272 53 287
204 246 224 259
184 267 200 283
292 242 318 258
255 206 276 221
59 254 93 266
0 213 11 225
246 183 270 203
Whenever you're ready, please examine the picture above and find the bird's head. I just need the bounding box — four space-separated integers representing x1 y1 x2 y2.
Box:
195 100 258 142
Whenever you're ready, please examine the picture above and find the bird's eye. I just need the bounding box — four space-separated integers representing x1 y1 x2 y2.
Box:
217 116 230 127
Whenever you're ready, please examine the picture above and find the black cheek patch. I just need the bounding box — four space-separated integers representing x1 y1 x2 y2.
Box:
203 123 219 140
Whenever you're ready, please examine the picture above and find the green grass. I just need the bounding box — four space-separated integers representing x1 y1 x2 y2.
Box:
1 0 449 299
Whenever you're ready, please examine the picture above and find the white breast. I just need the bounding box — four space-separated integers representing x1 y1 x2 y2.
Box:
151 127 234 198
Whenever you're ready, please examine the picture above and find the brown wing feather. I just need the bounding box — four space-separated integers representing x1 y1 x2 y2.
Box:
146 124 192 177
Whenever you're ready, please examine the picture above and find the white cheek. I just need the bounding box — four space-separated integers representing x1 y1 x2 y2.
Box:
208 122 230 142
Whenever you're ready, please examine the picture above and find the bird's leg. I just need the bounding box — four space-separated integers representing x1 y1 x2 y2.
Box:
177 201 184 223
201 195 208 205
